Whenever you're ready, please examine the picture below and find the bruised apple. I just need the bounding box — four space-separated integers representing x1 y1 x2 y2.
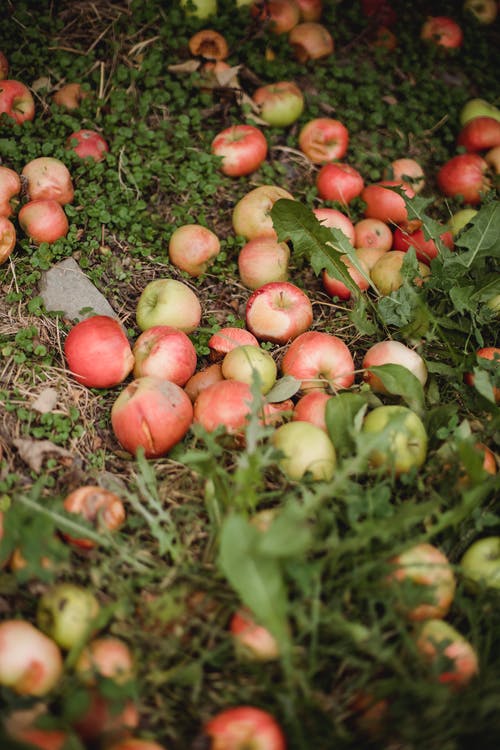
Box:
281 330 355 392
168 223 220 276
0 620 63 696
111 376 193 458
22 156 74 205
18 200 69 244
62 485 126 549
188 29 229 60
298 118 348 163
288 22 334 62
53 82 87 109
64 315 134 388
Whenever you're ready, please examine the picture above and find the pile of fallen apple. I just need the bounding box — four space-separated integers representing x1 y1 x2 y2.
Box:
1 1 500 748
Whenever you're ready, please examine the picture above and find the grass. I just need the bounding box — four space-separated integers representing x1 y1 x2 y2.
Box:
0 0 499 748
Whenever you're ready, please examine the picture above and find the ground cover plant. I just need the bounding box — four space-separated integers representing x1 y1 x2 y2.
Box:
0 0 499 748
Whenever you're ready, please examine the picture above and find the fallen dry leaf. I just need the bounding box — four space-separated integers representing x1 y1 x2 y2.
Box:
167 60 201 74
31 387 59 414
13 438 74 473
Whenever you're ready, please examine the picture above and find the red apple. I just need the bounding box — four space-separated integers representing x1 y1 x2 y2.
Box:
392 220 454 264
281 330 355 392
245 281 313 344
316 162 364 205
288 22 334 62
64 315 134 388
322 253 370 300
313 207 355 243
361 181 415 225
387 543 456 621
211 124 268 177
457 116 500 152
10 728 71 750
232 184 294 241
193 379 254 433
208 326 259 360
230 608 280 661
75 636 134 685
293 390 332 431
22 156 74 205
415 620 479 689
252 81 304 127
437 153 491 205
168 223 221 276
133 325 197 385
204 706 286 749
136 278 202 333
0 620 63 696
0 165 21 217
52 82 87 109
66 128 109 161
0 79 35 124
0 216 16 264
18 200 69 244
188 29 229 59
184 362 224 402
420 16 463 48
354 217 393 252
298 118 348 163
384 158 425 194
296 0 322 21
464 346 500 403
0 52 9 79
238 236 290 289
62 485 126 549
370 250 430 295
363 339 428 391
111 376 193 458
251 0 300 34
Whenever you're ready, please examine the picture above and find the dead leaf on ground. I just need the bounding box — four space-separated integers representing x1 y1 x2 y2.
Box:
13 438 74 473
167 60 201 74
31 387 59 414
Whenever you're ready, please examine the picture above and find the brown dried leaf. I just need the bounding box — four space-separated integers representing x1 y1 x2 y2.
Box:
31 387 59 414
13 438 74 473
382 95 398 106
168 60 201 74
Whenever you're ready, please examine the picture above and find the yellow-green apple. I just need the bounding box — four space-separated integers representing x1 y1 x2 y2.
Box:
464 0 498 24
288 22 334 62
420 16 463 48
222 344 277 394
297 0 322 21
0 52 8 79
299 117 349 164
238 236 290 289
184 362 223 402
204 706 286 750
362 340 428 392
281 330 355 392
0 620 63 696
111 376 193 457
272 420 336 480
180 0 217 18
485 145 500 174
211 124 268 177
460 98 500 126
168 223 220 277
66 128 109 161
313 207 355 243
362 405 428 476
457 116 500 153
436 153 491 205
370 250 430 295
245 281 313 344
384 157 425 194
355 246 392 274
230 608 280 661
136 278 202 333
322 253 370 300
193 379 253 434
252 81 304 127
447 208 477 237
415 619 479 689
0 216 16 264
22 156 74 205
75 636 134 685
18 199 69 244
37 583 100 651
208 326 259 361
62 485 126 549
188 29 229 59
293 390 332 431
361 180 414 224
460 536 500 589
354 217 393 252
386 542 456 621
251 0 300 34
52 82 87 109
0 79 35 124
133 325 197 385
232 184 294 241
0 165 21 217
64 315 134 388
464 346 500 403
316 162 364 205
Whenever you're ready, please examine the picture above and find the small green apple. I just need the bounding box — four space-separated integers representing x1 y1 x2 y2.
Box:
460 536 500 589
362 405 428 476
37 583 100 650
221 345 277 395
180 0 217 18
460 98 500 126
272 420 336 480
447 208 477 237
136 278 202 333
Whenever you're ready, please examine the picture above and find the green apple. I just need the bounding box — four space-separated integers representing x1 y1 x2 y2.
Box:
136 278 202 333
221 345 277 395
37 583 100 650
272 421 336 480
447 208 477 237
362 405 428 476
180 0 217 18
460 536 500 589
460 98 500 126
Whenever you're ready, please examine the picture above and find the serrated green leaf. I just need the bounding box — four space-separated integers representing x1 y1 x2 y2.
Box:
366 363 425 414
325 392 368 457
454 203 500 266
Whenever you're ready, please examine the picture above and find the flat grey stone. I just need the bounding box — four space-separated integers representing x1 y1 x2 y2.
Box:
39 257 118 322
